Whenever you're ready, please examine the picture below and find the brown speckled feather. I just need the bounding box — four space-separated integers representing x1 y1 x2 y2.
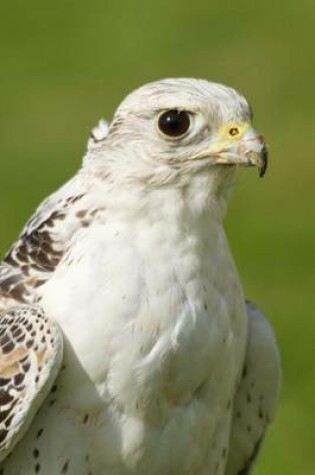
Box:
0 305 63 462
0 175 92 311
0 174 93 462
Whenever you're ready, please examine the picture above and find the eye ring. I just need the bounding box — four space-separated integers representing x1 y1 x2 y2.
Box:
157 109 191 138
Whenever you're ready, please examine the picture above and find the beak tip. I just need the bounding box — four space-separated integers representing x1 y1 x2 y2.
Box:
258 145 268 178
258 164 267 178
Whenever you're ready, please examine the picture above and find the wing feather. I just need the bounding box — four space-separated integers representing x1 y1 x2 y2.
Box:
0 175 88 308
0 305 63 462
225 301 281 475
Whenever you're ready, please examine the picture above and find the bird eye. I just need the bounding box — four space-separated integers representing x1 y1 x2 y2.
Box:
157 110 191 138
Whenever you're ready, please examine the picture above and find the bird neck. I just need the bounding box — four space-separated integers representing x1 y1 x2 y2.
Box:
83 162 234 227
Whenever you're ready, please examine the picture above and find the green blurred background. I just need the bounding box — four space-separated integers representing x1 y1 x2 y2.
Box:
0 1 314 473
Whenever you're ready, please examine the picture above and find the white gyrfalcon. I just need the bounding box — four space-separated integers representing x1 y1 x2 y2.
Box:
0 78 280 475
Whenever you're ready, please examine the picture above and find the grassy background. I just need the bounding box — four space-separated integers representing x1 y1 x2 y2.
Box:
0 1 314 473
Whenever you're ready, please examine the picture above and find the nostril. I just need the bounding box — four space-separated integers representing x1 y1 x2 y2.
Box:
229 127 240 137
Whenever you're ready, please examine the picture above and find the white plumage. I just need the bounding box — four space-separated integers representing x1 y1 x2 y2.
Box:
0 78 280 474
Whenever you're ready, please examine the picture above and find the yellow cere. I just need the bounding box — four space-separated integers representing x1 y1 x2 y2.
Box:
219 121 252 140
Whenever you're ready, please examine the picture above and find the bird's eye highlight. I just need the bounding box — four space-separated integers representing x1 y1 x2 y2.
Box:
158 110 191 138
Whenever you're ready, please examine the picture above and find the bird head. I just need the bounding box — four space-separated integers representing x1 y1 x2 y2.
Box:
86 78 267 193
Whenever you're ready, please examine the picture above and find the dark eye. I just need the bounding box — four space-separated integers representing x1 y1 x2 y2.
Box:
158 110 191 137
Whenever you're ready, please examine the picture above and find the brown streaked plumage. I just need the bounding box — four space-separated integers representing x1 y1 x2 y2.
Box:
0 306 63 463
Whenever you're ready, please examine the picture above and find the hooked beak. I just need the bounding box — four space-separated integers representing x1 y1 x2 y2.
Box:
191 122 268 177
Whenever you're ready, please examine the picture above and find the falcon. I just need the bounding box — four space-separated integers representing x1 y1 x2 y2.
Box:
0 78 280 475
